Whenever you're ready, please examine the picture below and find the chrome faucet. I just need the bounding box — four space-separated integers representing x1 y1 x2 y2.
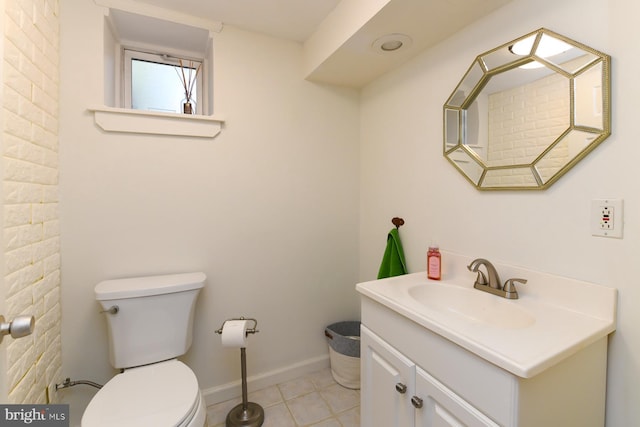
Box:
467 258 526 299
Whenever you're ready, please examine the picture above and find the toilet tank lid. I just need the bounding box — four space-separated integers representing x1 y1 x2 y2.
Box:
95 272 206 300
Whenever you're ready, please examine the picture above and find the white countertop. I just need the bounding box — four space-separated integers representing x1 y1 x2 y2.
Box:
356 252 617 378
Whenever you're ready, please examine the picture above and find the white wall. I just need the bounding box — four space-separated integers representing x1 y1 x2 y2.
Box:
58 0 360 420
359 0 639 425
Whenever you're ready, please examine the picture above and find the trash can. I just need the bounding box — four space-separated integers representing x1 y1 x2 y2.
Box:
324 321 361 389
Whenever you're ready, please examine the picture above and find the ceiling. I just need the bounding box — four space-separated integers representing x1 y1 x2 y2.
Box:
129 0 512 87
131 0 341 42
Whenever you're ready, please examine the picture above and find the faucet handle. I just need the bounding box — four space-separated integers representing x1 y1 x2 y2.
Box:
503 278 527 299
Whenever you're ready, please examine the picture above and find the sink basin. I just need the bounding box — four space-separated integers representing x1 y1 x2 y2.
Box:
408 283 536 329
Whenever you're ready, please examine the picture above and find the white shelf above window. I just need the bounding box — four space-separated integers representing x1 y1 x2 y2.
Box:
89 106 224 138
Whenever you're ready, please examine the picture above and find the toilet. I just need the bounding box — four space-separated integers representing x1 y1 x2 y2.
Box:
82 272 207 427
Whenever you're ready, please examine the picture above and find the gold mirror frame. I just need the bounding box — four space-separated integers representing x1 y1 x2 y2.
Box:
443 28 611 190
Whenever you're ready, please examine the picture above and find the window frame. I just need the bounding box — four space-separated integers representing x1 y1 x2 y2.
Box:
123 48 204 115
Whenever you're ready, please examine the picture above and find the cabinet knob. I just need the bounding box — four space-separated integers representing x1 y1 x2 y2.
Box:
395 383 407 394
411 396 424 409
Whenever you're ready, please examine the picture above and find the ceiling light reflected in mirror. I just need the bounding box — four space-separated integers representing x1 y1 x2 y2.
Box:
509 34 573 69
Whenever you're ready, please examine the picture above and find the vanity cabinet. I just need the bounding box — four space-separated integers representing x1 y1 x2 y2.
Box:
359 296 609 427
362 325 497 427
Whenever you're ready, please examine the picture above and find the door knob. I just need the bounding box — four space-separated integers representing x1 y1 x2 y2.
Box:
0 315 35 343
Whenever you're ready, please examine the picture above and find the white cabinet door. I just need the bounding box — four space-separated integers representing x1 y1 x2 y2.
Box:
414 367 499 427
361 326 416 427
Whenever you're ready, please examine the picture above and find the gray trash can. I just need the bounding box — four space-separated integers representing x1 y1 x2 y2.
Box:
324 321 361 389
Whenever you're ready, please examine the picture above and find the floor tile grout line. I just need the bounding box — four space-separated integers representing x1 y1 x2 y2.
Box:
278 377 319 426
281 387 300 427
283 382 358 425
317 387 354 418
283 373 338 426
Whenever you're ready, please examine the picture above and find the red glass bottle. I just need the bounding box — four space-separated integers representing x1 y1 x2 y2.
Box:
427 246 441 280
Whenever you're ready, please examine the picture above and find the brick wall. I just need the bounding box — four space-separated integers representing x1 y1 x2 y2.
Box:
3 0 61 403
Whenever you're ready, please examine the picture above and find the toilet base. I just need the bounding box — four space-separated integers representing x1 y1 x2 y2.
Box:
225 401 264 427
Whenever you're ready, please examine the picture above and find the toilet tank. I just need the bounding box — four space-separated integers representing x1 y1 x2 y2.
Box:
95 272 206 369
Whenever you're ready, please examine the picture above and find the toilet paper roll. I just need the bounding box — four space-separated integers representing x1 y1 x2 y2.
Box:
220 320 249 348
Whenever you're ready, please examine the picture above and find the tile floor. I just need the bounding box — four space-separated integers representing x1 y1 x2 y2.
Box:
207 368 360 427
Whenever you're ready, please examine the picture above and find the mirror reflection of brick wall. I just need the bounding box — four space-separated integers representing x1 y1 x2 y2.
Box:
488 72 569 167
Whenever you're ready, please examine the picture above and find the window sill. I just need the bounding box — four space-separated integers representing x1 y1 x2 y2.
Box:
88 106 224 138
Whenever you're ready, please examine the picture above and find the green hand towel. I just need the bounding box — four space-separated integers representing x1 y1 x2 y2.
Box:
377 228 408 279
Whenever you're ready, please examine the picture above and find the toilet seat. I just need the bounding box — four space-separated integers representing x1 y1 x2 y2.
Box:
82 360 203 427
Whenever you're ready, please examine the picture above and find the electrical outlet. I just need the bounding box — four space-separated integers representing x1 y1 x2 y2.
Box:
600 206 613 229
591 199 623 238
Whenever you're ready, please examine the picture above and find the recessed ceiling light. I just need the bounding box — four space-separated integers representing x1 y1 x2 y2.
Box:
381 40 404 51
372 34 412 53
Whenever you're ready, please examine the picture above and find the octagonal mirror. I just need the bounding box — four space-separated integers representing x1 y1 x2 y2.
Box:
443 28 611 190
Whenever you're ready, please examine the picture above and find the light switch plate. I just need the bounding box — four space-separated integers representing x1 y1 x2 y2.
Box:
591 199 623 238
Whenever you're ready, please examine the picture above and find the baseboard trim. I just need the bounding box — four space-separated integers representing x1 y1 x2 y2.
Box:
201 354 330 406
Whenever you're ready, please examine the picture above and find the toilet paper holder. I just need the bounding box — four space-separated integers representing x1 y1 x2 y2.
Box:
214 317 259 336
215 317 264 426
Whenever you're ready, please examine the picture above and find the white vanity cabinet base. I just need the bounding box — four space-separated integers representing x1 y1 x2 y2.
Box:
361 297 608 427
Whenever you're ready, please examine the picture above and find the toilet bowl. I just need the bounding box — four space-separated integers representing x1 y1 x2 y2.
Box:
81 272 207 427
82 360 206 427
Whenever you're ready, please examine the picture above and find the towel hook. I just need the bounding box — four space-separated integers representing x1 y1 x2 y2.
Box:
392 217 405 229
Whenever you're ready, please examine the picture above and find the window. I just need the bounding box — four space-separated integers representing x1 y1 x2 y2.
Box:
94 7 222 137
124 49 203 114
